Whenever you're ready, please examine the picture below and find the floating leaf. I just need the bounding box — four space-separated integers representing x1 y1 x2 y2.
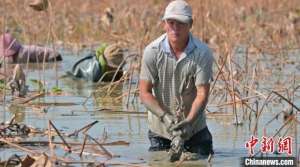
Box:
30 79 45 92
51 86 62 94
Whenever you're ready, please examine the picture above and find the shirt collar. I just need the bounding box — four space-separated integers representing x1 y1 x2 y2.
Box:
161 33 196 55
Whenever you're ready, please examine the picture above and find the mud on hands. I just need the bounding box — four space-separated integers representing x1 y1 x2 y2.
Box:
168 118 194 162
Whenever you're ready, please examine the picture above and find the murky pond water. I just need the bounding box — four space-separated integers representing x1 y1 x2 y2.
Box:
0 49 299 167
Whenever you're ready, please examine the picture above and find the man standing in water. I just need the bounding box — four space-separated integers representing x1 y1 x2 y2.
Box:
139 0 214 161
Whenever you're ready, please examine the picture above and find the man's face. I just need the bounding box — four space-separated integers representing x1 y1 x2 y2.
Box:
164 19 191 44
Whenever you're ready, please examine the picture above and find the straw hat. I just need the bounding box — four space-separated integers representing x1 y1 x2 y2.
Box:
103 44 124 68
0 33 22 57
29 0 48 11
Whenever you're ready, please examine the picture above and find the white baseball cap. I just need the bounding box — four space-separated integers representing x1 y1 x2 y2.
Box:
162 0 192 24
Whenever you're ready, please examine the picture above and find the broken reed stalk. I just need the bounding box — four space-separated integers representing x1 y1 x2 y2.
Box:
97 70 120 83
131 75 140 104
8 114 16 125
228 56 239 124
100 127 108 143
0 138 39 155
14 92 45 104
272 116 294 137
126 61 134 108
67 120 99 137
114 88 138 101
253 93 273 135
82 92 93 106
71 107 145 114
233 79 267 99
271 91 300 112
264 110 285 127
208 95 261 108
248 64 257 97
0 140 129 147
70 150 107 157
89 145 111 156
42 48 47 94
209 53 228 95
61 161 148 167
106 73 128 96
211 90 226 106
48 120 55 163
213 54 243 121
105 54 137 96
87 134 113 159
35 48 42 94
49 120 71 152
98 71 129 90
0 138 72 164
106 58 127 95
97 72 129 96
79 134 87 157
224 93 257 114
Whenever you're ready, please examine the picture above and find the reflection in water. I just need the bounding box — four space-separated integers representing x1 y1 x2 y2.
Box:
60 77 94 96
148 151 209 167
93 83 123 109
6 104 26 122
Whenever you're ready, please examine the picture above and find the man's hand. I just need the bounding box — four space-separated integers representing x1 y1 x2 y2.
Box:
170 119 193 140
161 113 176 130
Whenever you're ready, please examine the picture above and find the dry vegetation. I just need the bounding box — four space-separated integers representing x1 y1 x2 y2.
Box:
1 0 299 53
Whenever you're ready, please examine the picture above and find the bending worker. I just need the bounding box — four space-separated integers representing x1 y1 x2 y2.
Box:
69 43 124 82
139 0 214 161
0 33 62 64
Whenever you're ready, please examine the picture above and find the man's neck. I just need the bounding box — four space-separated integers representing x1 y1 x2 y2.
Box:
169 37 189 59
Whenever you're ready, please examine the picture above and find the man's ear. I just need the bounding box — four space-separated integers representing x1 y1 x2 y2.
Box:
189 19 193 28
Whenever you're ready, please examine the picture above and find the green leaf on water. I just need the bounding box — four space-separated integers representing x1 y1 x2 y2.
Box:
51 86 62 94
30 79 45 92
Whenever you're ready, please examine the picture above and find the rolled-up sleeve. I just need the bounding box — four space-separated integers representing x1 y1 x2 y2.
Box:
194 49 214 86
139 46 158 84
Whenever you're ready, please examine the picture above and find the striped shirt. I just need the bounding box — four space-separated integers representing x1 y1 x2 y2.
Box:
140 33 214 139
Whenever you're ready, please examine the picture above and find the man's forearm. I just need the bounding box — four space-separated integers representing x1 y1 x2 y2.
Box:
187 97 208 122
186 84 210 123
140 92 166 118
